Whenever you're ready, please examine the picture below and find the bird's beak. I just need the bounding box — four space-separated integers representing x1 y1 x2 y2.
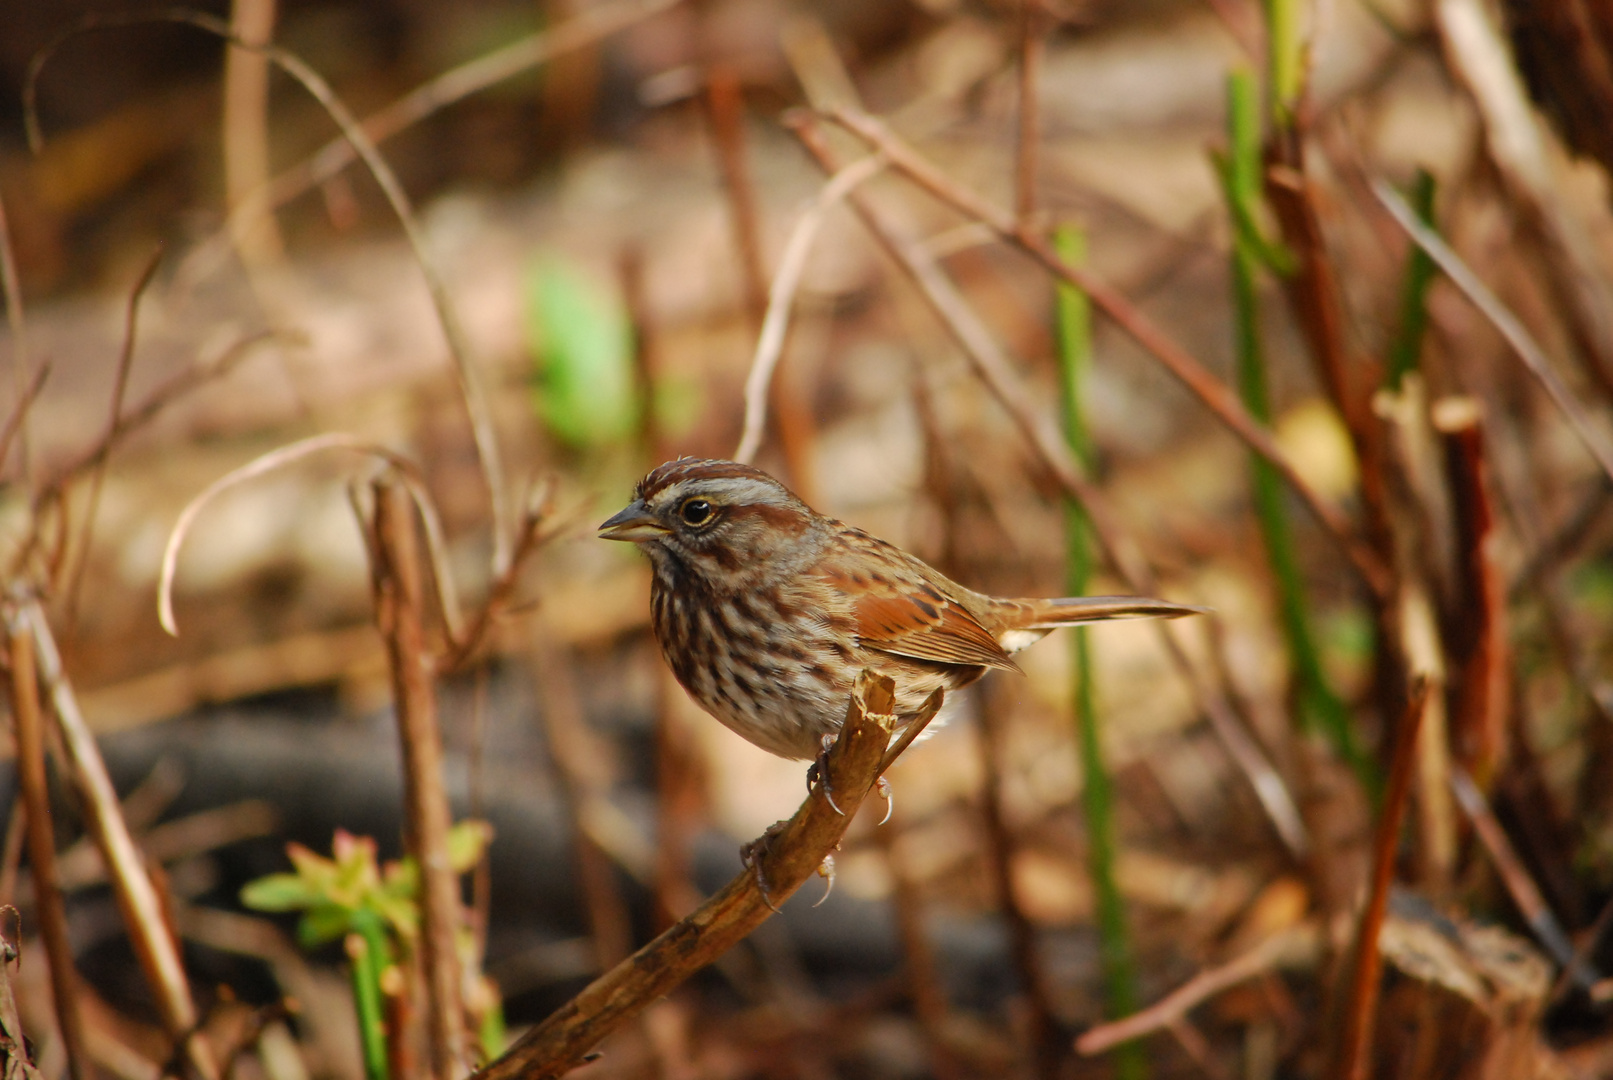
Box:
597 499 669 542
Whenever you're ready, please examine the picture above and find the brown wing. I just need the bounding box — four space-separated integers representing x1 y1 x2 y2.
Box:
819 531 1021 672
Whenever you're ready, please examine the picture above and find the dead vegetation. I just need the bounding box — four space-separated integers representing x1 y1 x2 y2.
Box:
2 0 1613 1077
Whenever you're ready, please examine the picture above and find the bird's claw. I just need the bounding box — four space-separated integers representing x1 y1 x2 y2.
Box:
811 854 836 908
806 733 845 815
877 775 894 825
741 821 790 913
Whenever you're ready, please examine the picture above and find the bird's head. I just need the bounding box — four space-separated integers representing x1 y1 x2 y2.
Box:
598 458 829 588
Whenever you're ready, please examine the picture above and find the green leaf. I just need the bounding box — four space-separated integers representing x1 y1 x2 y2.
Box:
240 873 320 912
446 820 494 873
299 904 358 947
524 256 638 447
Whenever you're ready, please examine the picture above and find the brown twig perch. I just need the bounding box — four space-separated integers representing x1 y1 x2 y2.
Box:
368 475 467 1079
473 674 940 1080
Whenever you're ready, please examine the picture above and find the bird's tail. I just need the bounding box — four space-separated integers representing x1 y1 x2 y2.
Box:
1019 595 1208 628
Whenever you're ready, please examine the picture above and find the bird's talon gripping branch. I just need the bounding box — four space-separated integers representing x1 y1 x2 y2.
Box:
811 854 836 908
877 776 894 825
808 733 845 815
740 821 790 913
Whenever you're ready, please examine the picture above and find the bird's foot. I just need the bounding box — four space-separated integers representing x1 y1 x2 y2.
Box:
740 820 791 913
806 733 844 815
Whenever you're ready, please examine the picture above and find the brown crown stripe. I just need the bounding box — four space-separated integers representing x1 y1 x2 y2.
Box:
638 457 787 501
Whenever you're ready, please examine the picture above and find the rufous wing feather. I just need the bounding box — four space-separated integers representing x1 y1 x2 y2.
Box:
853 590 1022 672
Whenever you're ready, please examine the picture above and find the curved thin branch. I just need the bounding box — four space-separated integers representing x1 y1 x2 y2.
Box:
734 154 885 464
158 434 462 641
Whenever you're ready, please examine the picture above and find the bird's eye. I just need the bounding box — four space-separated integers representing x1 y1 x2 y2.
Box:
679 498 713 526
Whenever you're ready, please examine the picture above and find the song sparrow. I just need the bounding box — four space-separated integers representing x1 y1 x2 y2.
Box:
599 457 1203 761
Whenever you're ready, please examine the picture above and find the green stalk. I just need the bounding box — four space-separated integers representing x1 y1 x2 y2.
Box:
1055 225 1146 1080
1264 0 1302 127
346 914 392 1080
1386 169 1438 389
478 984 508 1060
1225 71 1379 798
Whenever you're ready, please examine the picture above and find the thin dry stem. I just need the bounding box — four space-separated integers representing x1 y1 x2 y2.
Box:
40 330 279 496
0 193 31 495
21 600 216 1078
0 363 50 484
222 0 284 268
369 475 467 1079
5 609 88 1080
706 67 819 502
530 638 635 970
0 802 22 908
441 479 559 672
1449 766 1591 987
1433 399 1509 785
734 155 885 464
62 245 165 611
1014 0 1045 224
975 682 1058 1079
1076 925 1317 1055
1334 677 1430 1080
158 433 462 641
1374 180 1613 485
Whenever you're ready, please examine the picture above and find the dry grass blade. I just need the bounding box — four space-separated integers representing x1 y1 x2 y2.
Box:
734 154 885 464
26 9 513 578
474 671 912 1080
158 433 462 640
1374 180 1613 484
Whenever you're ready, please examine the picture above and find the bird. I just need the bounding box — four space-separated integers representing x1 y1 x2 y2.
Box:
598 457 1204 762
